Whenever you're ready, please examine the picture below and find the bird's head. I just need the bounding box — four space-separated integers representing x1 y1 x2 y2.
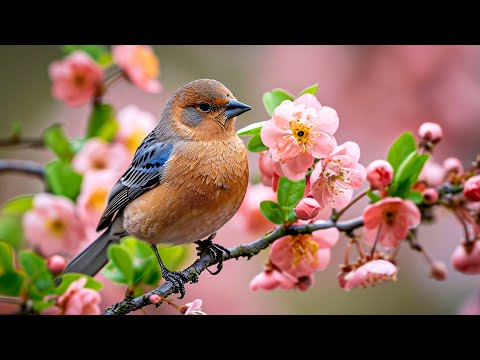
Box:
167 79 252 140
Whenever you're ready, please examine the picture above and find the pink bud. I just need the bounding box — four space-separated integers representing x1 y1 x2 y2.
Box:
451 241 480 275
464 175 480 202
297 275 314 291
294 197 321 220
422 188 439 204
430 261 447 281
258 151 275 188
366 160 394 189
149 294 161 304
418 122 443 144
46 255 67 275
443 157 464 174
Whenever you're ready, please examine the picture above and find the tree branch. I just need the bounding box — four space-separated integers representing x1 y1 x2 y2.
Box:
104 216 364 315
0 159 44 179
0 138 44 148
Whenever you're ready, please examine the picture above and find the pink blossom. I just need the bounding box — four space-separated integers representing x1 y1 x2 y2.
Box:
294 197 321 220
72 138 131 175
57 278 101 315
309 142 367 210
112 45 161 93
422 188 439 204
46 255 67 275
451 242 480 275
418 122 443 144
341 260 397 291
443 157 464 174
297 275 314 291
430 261 447 281
180 299 207 315
258 150 277 188
237 183 277 234
23 193 86 257
366 160 394 189
116 105 157 154
269 228 339 278
49 51 103 107
249 268 298 291
270 148 314 181
419 160 445 187
363 197 421 248
76 171 119 229
464 175 480 202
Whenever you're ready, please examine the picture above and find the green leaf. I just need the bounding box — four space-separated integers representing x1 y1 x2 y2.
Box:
44 160 83 201
101 262 129 285
18 251 48 278
406 190 423 204
121 238 158 285
366 190 382 203
236 121 267 136
260 201 285 224
0 241 15 274
43 124 74 163
55 273 103 294
32 299 56 313
247 134 268 153
0 216 24 249
143 264 162 286
19 251 56 298
108 245 134 285
10 121 22 139
386 132 417 172
157 245 187 271
263 89 294 116
70 137 87 154
62 45 113 67
297 84 319 97
393 154 429 198
2 195 33 215
86 104 118 142
0 271 24 296
277 177 306 222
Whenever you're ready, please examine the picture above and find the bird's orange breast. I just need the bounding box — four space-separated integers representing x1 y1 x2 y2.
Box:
123 136 248 246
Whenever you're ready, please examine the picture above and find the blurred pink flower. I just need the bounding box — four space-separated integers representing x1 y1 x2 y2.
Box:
464 175 480 202
49 51 103 107
451 242 480 275
112 45 161 93
419 160 445 187
180 299 207 315
294 197 321 220
340 259 397 291
249 268 298 291
76 171 119 229
422 188 439 204
72 138 131 175
23 193 86 257
430 261 447 281
237 183 276 234
116 105 157 154
363 197 421 249
457 291 480 315
309 141 366 210
46 255 67 275
443 157 464 174
366 159 394 189
57 278 101 315
418 122 443 144
269 227 339 278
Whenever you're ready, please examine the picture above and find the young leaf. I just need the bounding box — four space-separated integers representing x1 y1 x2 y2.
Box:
43 124 74 162
62 45 113 67
32 299 56 313
55 273 103 294
366 189 382 203
0 216 24 249
0 272 24 297
2 195 34 215
0 241 15 273
394 154 429 198
107 245 134 285
406 190 423 204
101 262 129 285
86 103 118 142
19 250 56 298
297 84 319 97
386 132 417 172
236 121 267 136
44 160 83 201
263 89 294 116
260 201 285 224
157 245 187 271
247 134 268 152
18 250 48 278
70 137 87 154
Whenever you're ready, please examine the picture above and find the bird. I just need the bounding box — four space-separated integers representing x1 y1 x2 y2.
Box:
61 79 252 298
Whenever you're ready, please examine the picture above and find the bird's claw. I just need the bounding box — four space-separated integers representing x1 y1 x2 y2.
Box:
163 271 188 299
195 235 230 276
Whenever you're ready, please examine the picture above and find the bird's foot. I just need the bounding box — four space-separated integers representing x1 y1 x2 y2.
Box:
162 270 188 299
195 234 230 276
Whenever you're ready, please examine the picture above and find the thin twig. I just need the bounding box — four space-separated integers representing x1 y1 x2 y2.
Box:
0 159 44 179
0 138 44 149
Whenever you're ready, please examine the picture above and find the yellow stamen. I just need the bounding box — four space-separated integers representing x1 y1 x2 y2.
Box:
127 128 147 154
133 47 159 78
290 119 313 152
87 188 109 212
47 219 66 238
290 235 320 269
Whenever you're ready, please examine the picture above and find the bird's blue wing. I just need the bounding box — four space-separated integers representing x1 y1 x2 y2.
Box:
97 134 174 231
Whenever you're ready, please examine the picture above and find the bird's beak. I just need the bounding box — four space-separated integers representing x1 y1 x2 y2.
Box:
225 98 252 119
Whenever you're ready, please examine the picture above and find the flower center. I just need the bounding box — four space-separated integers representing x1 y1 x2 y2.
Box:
361 272 397 288
290 119 313 152
383 210 396 226
73 74 86 87
47 219 66 238
91 157 107 170
127 128 148 154
291 235 319 268
133 47 159 78
87 188 109 212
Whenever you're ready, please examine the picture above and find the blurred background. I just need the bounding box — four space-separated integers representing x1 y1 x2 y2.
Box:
0 45 479 314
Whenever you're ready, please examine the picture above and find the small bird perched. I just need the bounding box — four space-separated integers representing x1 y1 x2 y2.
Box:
62 79 251 298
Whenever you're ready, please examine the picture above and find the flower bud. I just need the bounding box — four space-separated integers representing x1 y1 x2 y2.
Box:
418 122 443 144
258 151 275 188
149 294 161 304
46 255 67 275
297 275 314 291
451 242 480 275
366 160 394 189
422 188 439 204
430 261 447 281
464 175 480 202
294 197 321 220
443 157 464 174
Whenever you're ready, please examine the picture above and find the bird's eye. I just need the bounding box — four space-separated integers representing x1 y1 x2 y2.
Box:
198 102 212 112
